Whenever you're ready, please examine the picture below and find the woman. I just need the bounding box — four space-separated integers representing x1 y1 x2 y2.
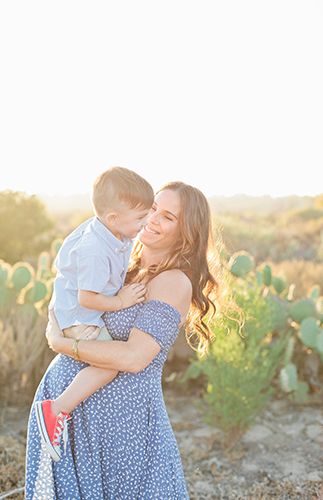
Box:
25 182 224 500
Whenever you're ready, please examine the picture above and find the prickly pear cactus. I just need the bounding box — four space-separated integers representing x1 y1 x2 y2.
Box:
37 267 50 280
267 294 289 331
0 260 10 286
46 278 54 297
316 297 323 322
256 270 263 287
299 317 320 348
23 280 48 305
280 363 298 392
51 238 63 257
284 337 296 365
37 251 51 269
273 276 286 295
36 251 55 282
293 381 309 403
0 285 16 313
11 262 34 291
17 303 39 322
262 264 272 287
316 330 323 356
0 255 53 317
308 285 320 301
289 299 316 324
229 251 254 277
287 283 296 301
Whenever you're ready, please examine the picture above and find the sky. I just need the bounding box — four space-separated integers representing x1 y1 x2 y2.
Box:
0 1 322 199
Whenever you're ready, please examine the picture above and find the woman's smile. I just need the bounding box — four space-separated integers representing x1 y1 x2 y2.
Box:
142 225 159 235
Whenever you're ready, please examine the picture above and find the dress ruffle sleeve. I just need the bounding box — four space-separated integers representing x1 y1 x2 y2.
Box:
133 300 181 353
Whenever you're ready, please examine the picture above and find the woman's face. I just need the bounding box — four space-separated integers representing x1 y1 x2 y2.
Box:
139 189 182 253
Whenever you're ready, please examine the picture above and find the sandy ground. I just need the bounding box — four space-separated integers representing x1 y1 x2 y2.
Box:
1 389 323 499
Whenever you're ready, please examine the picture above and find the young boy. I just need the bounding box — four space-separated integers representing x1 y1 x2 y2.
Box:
35 166 154 461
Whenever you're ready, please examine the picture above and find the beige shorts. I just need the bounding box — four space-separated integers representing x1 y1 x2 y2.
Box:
96 326 113 341
63 324 112 341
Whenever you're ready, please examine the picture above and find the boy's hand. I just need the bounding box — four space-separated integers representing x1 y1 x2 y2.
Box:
117 283 146 309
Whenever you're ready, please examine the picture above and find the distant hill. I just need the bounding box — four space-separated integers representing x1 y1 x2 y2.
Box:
40 192 315 216
209 194 314 214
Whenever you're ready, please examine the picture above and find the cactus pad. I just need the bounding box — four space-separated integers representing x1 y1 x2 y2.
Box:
23 280 48 304
289 299 316 323
37 251 51 269
299 317 320 348
308 285 320 301
262 264 272 287
11 263 34 290
256 270 263 287
316 330 323 354
51 238 63 256
279 363 298 392
17 303 39 322
0 285 16 313
267 294 289 331
273 276 286 295
229 252 254 277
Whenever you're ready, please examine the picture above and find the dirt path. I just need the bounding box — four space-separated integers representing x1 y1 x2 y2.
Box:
164 390 323 499
1 391 323 499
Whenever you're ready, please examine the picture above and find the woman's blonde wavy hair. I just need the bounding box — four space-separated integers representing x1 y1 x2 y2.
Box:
125 181 238 354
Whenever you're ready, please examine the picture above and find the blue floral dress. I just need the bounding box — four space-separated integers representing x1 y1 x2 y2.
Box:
25 300 190 499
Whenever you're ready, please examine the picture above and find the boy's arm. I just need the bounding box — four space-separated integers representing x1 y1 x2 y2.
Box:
78 282 146 312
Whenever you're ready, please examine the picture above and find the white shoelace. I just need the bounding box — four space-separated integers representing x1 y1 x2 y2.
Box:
62 417 70 452
53 414 71 453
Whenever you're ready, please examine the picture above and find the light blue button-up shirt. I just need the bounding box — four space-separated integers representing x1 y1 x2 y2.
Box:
50 217 133 329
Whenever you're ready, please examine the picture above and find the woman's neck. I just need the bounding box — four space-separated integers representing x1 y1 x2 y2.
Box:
140 247 169 268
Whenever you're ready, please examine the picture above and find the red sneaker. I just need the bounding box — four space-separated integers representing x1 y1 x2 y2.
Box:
35 400 71 462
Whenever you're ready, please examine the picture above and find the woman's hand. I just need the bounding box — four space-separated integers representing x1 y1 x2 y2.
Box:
46 309 65 352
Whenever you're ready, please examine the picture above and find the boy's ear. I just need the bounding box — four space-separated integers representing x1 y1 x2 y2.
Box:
105 212 118 226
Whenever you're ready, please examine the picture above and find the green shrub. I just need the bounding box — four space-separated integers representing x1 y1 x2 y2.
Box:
181 280 287 437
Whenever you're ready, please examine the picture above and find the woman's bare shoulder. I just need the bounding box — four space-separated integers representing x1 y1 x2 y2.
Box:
146 270 192 323
148 269 192 292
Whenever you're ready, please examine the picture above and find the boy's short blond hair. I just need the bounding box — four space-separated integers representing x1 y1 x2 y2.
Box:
92 167 154 217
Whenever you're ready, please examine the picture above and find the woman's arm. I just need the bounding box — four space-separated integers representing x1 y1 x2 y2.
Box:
47 270 192 373
47 314 160 373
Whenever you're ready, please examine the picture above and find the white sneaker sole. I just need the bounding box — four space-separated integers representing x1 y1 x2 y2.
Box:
35 402 61 462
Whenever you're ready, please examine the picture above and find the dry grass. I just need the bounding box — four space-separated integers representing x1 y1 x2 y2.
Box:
0 435 25 499
1 432 323 500
0 310 55 406
270 260 323 299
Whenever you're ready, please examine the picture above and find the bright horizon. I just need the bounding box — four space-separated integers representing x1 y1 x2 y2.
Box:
0 1 322 199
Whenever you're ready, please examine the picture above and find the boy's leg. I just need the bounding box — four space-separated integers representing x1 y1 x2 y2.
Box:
35 366 117 461
52 366 117 415
63 324 101 340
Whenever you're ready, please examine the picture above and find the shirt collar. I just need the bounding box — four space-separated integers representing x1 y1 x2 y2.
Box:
92 217 132 255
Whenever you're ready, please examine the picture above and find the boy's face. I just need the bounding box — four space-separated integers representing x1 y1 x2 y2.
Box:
111 206 150 240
